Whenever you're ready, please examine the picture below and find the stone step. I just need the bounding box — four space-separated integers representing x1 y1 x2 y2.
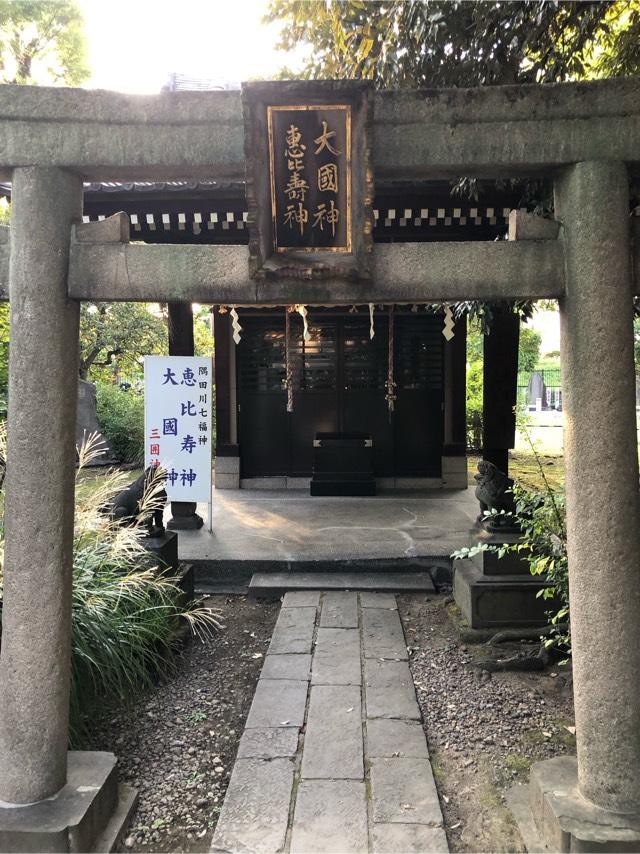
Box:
248 571 436 597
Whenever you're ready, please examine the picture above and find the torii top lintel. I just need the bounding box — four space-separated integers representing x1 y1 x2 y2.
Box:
0 76 638 183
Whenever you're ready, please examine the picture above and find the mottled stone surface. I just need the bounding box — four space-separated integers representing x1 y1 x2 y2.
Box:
320 591 358 628
311 628 361 685
360 592 397 609
236 727 299 760
366 719 429 759
1 77 639 183
267 606 316 655
369 758 442 825
210 758 294 854
260 653 312 682
555 161 640 814
364 660 420 720
282 590 321 609
0 167 82 803
301 685 363 780
362 607 408 660
68 240 565 305
244 679 307 729
371 823 449 853
290 780 368 854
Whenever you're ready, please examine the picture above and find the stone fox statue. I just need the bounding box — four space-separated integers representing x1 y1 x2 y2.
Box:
474 460 518 529
109 465 167 537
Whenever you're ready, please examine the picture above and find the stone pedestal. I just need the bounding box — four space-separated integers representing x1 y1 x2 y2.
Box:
441 454 468 489
453 529 551 629
167 502 203 530
214 452 241 490
508 756 640 853
143 530 179 572
0 752 137 853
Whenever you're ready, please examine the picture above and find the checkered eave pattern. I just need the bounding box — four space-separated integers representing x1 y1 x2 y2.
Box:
81 205 512 233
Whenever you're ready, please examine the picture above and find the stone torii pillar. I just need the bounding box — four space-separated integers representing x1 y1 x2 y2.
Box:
517 161 640 850
0 169 133 850
0 168 82 803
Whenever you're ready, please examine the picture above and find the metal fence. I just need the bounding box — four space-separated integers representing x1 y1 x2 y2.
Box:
517 368 562 411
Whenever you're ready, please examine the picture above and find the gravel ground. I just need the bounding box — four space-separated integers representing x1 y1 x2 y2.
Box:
399 594 575 853
87 595 279 853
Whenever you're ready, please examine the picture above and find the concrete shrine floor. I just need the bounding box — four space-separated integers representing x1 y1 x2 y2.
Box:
171 487 478 565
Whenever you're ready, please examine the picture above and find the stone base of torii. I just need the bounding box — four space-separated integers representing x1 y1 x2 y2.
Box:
0 79 638 852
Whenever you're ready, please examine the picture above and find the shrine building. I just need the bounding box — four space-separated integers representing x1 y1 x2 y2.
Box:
79 175 523 492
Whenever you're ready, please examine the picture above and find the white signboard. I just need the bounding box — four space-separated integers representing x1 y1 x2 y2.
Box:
144 356 212 503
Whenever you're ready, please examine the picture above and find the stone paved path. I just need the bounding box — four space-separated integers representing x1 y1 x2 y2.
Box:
211 592 448 854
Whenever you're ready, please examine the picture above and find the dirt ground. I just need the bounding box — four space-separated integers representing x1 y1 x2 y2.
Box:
399 594 575 853
87 595 279 852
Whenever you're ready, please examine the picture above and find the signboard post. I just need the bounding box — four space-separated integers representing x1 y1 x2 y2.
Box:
144 355 213 531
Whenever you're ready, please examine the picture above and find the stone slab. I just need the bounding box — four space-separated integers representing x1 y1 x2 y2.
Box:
0 751 118 853
371 823 449 853
290 780 368 854
370 757 444 826
267 606 316 655
360 592 397 609
260 653 312 682
301 685 364 780
92 783 139 854
282 590 321 608
210 758 294 854
319 591 358 628
236 727 299 760
244 679 308 729
366 719 429 759
311 628 361 685
364 659 420 721
362 607 408 660
505 784 546 854
249 571 436 596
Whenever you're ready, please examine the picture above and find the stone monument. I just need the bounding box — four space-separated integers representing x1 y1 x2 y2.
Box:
76 378 118 464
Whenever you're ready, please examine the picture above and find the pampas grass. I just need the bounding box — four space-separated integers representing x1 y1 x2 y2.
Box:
0 431 222 743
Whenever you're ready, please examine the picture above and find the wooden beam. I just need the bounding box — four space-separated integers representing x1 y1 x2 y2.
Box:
65 240 565 304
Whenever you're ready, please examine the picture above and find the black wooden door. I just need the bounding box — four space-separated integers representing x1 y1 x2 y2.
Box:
288 317 339 476
237 319 288 477
237 312 443 479
394 315 444 477
341 316 394 475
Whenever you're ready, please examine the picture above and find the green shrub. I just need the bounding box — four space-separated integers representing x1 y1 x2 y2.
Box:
466 360 483 451
96 382 144 464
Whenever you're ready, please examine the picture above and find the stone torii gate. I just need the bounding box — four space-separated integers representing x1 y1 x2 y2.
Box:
0 78 639 851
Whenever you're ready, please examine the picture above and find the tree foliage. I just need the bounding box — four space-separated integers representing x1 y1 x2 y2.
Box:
518 326 542 373
0 1 89 86
267 0 640 86
80 303 167 381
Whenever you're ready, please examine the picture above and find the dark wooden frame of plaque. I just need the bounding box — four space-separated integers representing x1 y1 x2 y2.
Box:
242 80 374 282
